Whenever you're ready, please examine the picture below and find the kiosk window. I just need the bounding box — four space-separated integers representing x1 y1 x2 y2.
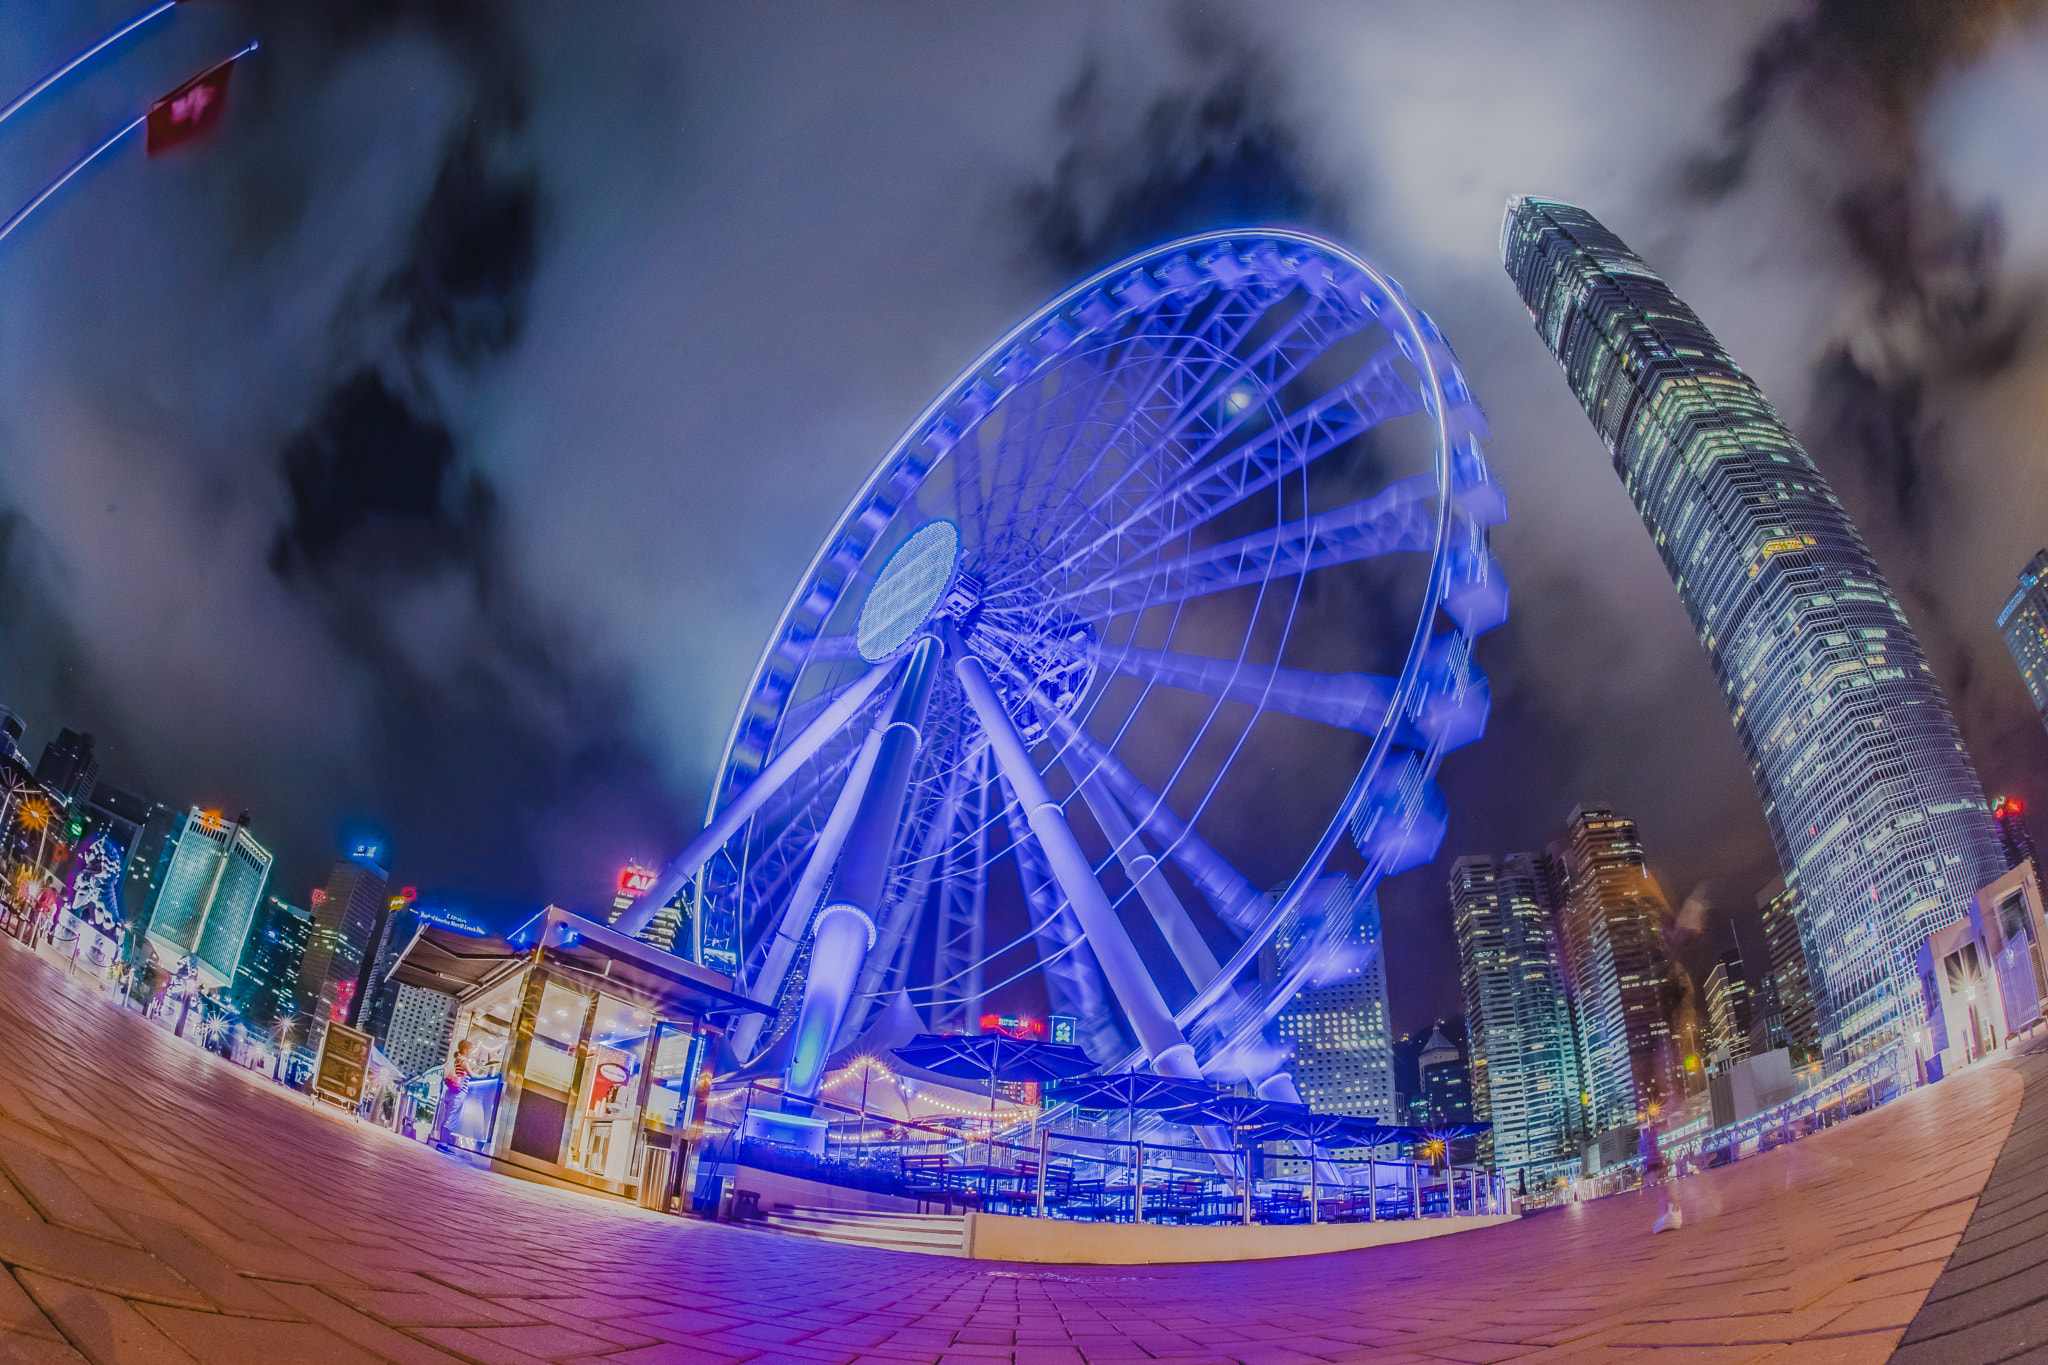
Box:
526 982 588 1092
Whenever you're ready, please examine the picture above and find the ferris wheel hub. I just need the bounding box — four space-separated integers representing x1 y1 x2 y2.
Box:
856 520 961 663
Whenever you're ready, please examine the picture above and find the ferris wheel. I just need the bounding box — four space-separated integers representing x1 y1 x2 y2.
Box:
616 229 1507 1109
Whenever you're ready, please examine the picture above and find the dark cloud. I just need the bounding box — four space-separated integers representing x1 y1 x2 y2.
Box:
1017 3 1344 277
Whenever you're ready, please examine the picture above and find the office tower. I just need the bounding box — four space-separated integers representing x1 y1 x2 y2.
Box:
1704 946 1754 1069
0 707 25 767
605 864 689 954
1416 1024 1474 1128
356 896 419 1041
382 983 456 1077
230 896 311 1028
32 729 98 808
2000 550 2048 728
296 845 389 1024
1994 797 2038 872
1451 853 1583 1180
1269 892 1397 1123
84 781 150 856
142 810 273 987
1554 805 1682 1132
1756 876 1820 1060
1504 199 2003 1064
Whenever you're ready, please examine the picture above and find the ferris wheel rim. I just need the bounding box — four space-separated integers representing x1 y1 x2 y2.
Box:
686 226 1501 1077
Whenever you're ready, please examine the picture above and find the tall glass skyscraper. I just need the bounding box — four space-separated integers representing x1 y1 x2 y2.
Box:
143 809 273 987
1266 894 1397 1125
1450 852 1582 1186
1503 198 2004 1063
1556 805 1682 1127
1999 550 2048 730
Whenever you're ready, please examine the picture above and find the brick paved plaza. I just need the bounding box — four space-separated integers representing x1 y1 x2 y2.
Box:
0 943 2031 1364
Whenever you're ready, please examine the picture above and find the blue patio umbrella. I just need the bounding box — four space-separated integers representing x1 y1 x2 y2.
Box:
892 1033 1098 1136
1049 1073 1220 1194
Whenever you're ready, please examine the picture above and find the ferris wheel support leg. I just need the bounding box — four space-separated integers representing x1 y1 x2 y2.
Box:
615 660 896 941
954 650 1200 1082
1051 717 1266 934
782 638 943 1108
1063 762 1222 991
729 721 886 1064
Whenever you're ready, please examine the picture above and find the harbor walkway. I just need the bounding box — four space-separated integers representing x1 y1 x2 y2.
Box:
0 942 2027 1363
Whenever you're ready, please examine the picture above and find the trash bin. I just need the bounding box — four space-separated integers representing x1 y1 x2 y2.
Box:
638 1146 674 1211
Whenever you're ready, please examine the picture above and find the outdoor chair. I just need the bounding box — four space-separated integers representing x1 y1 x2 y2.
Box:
1258 1188 1308 1224
902 1153 962 1213
1063 1178 1114 1220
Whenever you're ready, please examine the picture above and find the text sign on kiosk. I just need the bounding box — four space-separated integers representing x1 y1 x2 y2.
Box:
314 1021 372 1108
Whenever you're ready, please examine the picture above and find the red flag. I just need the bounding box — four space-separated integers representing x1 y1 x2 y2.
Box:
146 58 234 157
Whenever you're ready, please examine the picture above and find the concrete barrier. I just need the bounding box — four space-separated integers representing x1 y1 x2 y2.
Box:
963 1210 1517 1264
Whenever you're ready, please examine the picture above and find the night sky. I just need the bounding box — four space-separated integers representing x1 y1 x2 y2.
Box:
6 0 2048 1035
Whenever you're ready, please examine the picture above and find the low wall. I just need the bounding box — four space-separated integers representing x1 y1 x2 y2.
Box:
731 1163 921 1215
964 1210 1517 1264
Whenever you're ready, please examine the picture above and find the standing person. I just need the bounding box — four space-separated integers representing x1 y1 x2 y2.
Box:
433 1039 475 1145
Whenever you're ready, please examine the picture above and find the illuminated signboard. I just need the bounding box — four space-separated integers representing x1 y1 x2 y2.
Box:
617 864 658 897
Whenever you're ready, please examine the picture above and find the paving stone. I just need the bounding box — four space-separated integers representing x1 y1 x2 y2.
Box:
0 947 2033 1365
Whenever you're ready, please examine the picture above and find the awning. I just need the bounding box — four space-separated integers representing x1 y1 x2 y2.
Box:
389 906 770 1021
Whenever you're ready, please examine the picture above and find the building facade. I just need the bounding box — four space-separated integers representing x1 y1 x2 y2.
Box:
32 729 98 810
1704 946 1754 1069
1504 198 2004 1064
1450 853 1582 1182
381 982 457 1077
1555 805 1682 1132
1999 550 2048 729
1269 892 1397 1125
1757 875 1820 1060
230 895 310 1028
1994 796 2038 872
296 846 389 1025
142 810 273 987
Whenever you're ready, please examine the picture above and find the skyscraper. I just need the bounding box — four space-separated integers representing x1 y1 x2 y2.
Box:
1703 946 1754 1069
1994 796 2038 872
1416 1025 1475 1131
1757 876 1820 1060
1555 805 1683 1132
230 896 311 1028
1268 892 1397 1124
1503 198 2004 1064
356 896 418 1041
1450 853 1583 1182
1999 550 2048 729
382 984 456 1077
143 810 273 987
296 845 389 1025
32 729 97 809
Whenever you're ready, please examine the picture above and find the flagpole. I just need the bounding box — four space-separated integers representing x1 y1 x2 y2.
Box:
0 1 181 131
0 114 146 249
0 40 257 251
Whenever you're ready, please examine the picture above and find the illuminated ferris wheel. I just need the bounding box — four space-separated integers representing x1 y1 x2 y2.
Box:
617 229 1508 1108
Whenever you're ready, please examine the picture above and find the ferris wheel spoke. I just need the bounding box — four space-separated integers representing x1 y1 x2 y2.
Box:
1055 343 1418 594
1064 471 1438 620
959 649 1204 1079
837 756 961 1050
1043 279 1353 557
997 778 1124 1062
928 747 991 1033
615 659 896 939
1062 757 1223 993
727 720 888 1062
1050 718 1266 936
1103 645 1397 736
